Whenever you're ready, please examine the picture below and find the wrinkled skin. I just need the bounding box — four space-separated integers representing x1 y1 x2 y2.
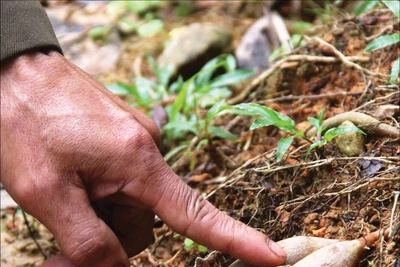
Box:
0 51 286 267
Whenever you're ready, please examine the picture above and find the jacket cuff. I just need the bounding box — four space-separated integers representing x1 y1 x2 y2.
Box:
1 1 62 62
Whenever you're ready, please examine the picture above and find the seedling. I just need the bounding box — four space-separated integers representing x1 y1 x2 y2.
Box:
107 54 252 159
173 234 208 253
361 0 400 84
227 104 365 162
164 54 253 144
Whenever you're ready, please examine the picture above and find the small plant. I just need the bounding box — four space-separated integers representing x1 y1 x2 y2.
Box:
173 234 208 253
107 55 174 108
184 238 208 252
163 99 237 142
269 34 307 62
163 54 253 143
357 0 400 84
107 54 253 160
228 104 365 162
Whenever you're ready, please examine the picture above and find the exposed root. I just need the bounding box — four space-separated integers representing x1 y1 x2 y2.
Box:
227 55 370 105
305 111 400 139
303 36 390 79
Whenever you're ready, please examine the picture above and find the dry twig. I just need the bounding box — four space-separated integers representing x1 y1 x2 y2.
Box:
305 111 400 139
303 36 389 79
258 91 363 104
227 55 370 105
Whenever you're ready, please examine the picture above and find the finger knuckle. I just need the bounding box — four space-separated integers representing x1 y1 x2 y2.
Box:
68 228 106 266
182 193 217 235
16 175 52 206
146 119 162 147
122 123 157 154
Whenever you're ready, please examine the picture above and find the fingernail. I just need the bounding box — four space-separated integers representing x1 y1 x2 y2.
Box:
268 240 286 258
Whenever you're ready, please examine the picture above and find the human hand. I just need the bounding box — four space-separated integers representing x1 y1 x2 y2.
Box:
0 51 286 267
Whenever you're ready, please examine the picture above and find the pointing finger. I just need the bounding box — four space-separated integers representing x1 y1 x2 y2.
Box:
120 150 286 266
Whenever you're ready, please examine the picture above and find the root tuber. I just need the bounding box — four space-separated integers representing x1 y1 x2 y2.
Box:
228 229 389 267
228 236 339 267
292 229 389 267
305 112 399 139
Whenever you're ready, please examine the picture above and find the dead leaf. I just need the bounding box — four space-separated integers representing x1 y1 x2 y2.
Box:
374 104 400 119
188 173 211 183
312 227 327 237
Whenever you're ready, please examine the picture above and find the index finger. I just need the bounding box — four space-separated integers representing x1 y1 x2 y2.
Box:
121 152 286 266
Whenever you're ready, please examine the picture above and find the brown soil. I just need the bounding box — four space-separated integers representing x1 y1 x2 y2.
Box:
1 2 399 267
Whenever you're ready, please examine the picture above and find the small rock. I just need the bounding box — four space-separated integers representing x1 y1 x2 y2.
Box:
326 225 340 235
304 212 320 225
335 120 365 156
374 104 400 119
235 15 272 70
158 23 232 79
1 190 17 209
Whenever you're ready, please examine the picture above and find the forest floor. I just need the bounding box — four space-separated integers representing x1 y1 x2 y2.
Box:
1 1 399 267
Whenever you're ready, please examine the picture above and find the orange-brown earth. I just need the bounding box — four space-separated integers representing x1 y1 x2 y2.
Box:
1 2 399 267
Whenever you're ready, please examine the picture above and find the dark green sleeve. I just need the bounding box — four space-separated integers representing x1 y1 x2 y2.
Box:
1 1 62 62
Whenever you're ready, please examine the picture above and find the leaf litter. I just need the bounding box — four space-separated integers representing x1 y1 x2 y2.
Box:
1 1 399 267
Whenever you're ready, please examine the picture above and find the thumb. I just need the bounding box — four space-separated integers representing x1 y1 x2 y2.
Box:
20 173 129 267
43 253 76 267
129 161 287 267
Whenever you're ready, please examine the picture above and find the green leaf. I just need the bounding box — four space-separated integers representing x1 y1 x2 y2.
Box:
88 26 110 40
210 69 254 87
198 87 231 108
334 0 343 5
276 136 295 162
174 2 195 17
118 18 137 34
206 100 226 124
198 245 208 253
382 0 400 18
308 117 321 130
164 144 190 162
306 140 326 159
184 238 195 250
250 117 277 130
234 103 296 133
127 1 160 14
308 108 325 136
138 19 164 37
208 126 237 141
354 0 379 15
364 34 400 52
170 78 193 121
390 57 400 84
225 54 237 72
107 1 129 15
134 77 155 105
169 76 185 93
324 126 365 142
107 82 153 107
318 108 325 125
295 131 305 138
291 21 314 35
171 61 227 120
163 121 198 136
146 55 173 87
106 83 131 96
270 34 306 61
196 139 209 150
196 56 222 85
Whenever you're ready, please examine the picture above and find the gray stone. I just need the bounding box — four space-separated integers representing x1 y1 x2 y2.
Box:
158 23 232 79
235 16 272 71
335 120 365 156
1 190 17 209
